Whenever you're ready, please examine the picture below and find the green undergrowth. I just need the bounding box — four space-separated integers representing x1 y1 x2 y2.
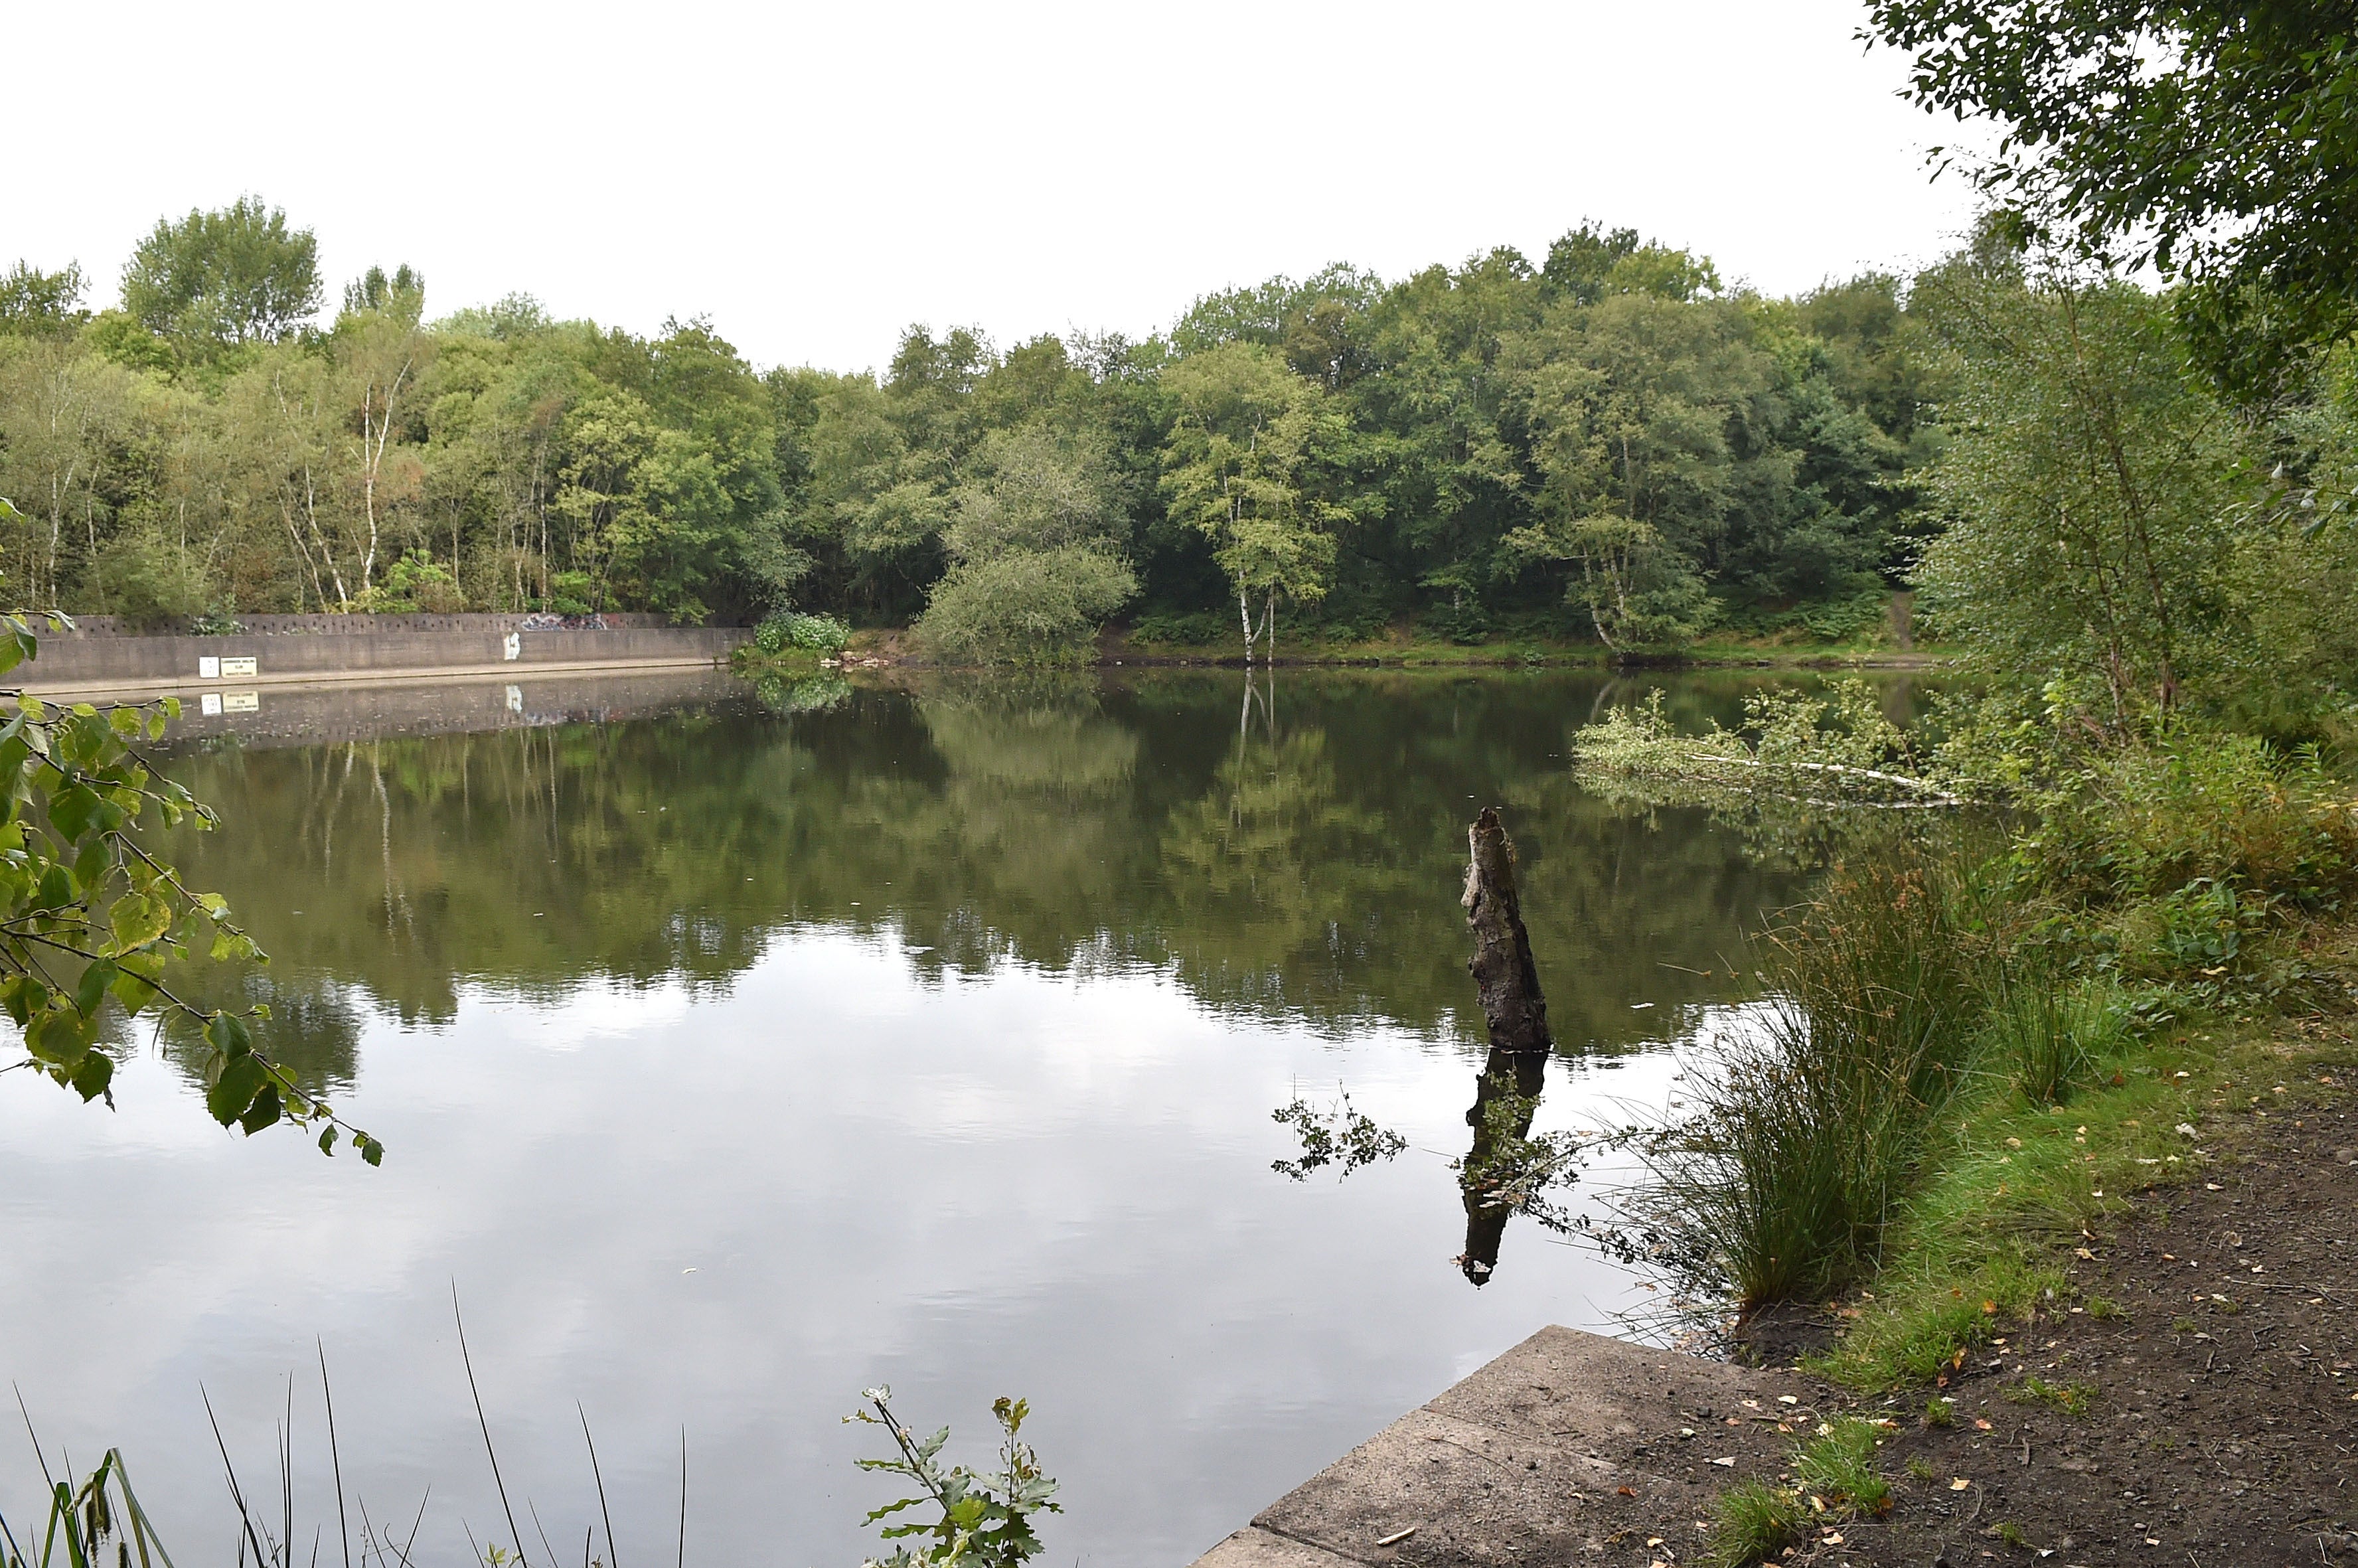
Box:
1104 615 1946 669
1808 990 2357 1390
1615 727 2358 1396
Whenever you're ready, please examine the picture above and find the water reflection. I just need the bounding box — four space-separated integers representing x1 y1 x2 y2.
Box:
2 665 1880 1564
157 667 1820 1053
1458 1047 1550 1285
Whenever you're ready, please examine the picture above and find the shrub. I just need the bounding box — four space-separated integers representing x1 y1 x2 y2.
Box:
353 550 465 613
1419 598 1492 645
2033 732 2358 905
94 529 212 629
1124 609 1226 646
755 609 852 657
915 546 1134 665
850 1388 1059 1567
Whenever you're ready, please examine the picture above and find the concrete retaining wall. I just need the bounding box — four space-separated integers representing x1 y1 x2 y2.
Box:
13 625 748 696
49 612 682 638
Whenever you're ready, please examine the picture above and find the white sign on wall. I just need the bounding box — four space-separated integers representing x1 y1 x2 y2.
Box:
503 632 522 661
220 656 258 677
197 657 220 679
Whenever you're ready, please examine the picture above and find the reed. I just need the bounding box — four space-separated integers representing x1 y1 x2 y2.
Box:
1640 857 2000 1309
1980 967 2128 1106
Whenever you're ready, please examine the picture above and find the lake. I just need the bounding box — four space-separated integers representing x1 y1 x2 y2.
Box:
0 665 1882 1565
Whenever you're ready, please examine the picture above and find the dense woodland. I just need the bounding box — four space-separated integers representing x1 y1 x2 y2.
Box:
11 84 2358 740
0 204 1942 651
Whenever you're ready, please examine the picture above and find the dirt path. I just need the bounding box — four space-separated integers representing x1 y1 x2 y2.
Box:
1814 1083 2358 1566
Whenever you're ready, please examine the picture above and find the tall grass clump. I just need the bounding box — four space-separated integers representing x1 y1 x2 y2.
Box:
1640 857 2000 1309
1981 966 2129 1105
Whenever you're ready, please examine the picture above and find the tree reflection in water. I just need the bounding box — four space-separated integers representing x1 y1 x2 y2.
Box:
147 666 1875 1273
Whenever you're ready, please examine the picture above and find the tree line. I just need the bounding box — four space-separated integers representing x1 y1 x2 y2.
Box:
0 203 1940 653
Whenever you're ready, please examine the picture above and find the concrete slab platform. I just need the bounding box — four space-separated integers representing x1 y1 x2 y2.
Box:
1191 1528 1361 1568
1190 1326 1806 1568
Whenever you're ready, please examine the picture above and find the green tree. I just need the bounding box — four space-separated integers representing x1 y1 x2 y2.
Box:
1867 0 2358 394
915 427 1137 662
0 339 145 609
1501 295 1767 648
342 262 425 317
1913 268 2242 717
121 196 322 362
1160 344 1351 661
0 262 89 335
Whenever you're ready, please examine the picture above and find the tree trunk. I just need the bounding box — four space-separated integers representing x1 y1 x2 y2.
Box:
1461 806 1551 1054
1456 805 1553 1285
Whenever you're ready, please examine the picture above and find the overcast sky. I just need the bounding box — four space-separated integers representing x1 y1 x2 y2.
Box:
11 0 1985 374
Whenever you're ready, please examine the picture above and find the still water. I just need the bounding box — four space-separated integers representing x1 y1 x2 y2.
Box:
0 666 1858 1565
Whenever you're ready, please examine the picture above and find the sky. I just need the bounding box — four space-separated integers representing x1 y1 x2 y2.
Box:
9 0 1988 374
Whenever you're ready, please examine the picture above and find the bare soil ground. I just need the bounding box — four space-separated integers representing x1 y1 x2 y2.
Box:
1779 1085 2358 1567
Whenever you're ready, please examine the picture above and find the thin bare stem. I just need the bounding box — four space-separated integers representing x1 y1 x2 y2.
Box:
201 1387 272 1568
319 1342 351 1568
576 1406 619 1568
451 1287 528 1568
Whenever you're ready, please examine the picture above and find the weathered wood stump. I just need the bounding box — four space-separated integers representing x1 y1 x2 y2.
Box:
1458 807 1553 1285
1461 806 1551 1054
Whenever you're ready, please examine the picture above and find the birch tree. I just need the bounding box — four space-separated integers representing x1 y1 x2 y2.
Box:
1160 343 1348 663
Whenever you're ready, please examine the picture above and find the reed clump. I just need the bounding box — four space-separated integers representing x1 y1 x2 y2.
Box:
1640 856 2005 1309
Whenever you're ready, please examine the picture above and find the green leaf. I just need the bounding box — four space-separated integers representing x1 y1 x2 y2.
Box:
109 893 171 952
1 973 42 1027
204 1010 253 1059
26 1005 93 1064
35 864 74 913
206 1054 267 1126
70 1050 114 1103
74 959 117 1019
358 1135 384 1168
107 708 141 739
73 833 110 892
47 785 97 844
238 1082 283 1136
318 1125 338 1156
109 966 158 1016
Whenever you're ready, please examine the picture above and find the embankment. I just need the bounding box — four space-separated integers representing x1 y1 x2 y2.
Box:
11 613 749 700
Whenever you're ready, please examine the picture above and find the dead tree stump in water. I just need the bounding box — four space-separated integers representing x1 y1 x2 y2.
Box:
1462 806 1551 1054
1457 807 1555 1285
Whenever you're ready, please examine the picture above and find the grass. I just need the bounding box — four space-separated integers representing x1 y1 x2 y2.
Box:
1637 857 1998 1308
1809 973 2358 1389
1982 969 2131 1105
1630 794 2358 1391
1791 1419 1893 1515
1702 1419 1893 1567
1702 1479 1805 1568
2005 1376 2098 1416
